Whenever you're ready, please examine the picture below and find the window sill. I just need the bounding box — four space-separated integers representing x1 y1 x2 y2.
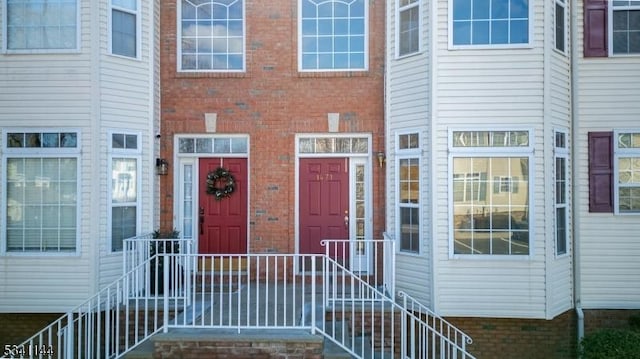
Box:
298 70 370 78
175 71 247 79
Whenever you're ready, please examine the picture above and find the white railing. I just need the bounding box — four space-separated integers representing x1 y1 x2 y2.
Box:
10 242 475 359
322 238 396 298
398 291 475 359
9 257 170 359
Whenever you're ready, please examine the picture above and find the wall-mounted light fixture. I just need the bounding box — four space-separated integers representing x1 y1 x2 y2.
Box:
377 152 386 168
156 158 169 175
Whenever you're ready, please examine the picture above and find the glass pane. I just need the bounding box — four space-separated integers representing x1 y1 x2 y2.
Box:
125 134 138 149
26 133 41 147
196 138 213 153
112 133 125 149
112 158 137 203
42 133 60 147
214 138 231 153
231 138 248 153
7 133 25 147
179 138 195 153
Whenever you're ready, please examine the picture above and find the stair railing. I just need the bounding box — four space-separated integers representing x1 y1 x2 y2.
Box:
319 255 476 359
11 255 172 359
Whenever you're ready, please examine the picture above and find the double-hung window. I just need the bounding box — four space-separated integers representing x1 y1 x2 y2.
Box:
4 0 78 51
299 0 367 71
554 130 569 256
615 131 640 213
111 0 140 58
179 0 245 71
451 0 530 47
397 133 420 253
398 0 420 56
3 130 79 253
554 0 566 53
109 132 141 252
450 130 532 256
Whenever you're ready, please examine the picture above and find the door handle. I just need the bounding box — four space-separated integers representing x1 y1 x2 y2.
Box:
344 210 349 229
199 207 204 235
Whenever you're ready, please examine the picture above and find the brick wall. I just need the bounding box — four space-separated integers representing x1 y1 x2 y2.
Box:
159 0 386 253
583 309 640 335
0 313 61 346
446 310 577 359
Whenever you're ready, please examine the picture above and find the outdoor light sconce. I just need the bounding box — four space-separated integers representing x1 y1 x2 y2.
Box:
156 158 169 175
377 152 386 168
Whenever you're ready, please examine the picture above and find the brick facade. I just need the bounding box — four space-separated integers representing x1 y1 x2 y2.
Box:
0 313 60 347
447 310 577 359
159 0 386 253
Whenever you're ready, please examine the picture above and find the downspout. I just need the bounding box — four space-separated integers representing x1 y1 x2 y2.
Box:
570 0 585 344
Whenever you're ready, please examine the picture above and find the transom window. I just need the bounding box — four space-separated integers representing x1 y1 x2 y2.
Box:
611 0 640 55
111 0 139 58
450 130 532 256
5 0 78 51
299 0 367 71
179 0 245 71
398 0 420 56
451 0 529 46
3 130 79 254
615 131 640 213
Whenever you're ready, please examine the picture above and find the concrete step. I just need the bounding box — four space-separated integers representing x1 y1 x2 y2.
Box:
122 339 154 359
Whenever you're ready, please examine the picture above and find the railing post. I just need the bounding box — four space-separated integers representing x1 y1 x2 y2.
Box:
163 254 169 333
64 312 74 359
311 255 316 335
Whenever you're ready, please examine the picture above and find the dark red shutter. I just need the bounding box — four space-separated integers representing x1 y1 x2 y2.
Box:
584 0 608 57
588 132 613 212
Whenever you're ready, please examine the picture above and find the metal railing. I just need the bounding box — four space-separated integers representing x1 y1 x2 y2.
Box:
8 239 475 359
8 256 169 359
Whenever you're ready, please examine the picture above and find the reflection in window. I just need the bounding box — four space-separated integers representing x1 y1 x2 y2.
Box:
399 157 419 253
300 0 367 70
110 133 140 252
398 0 420 56
451 130 532 256
6 158 78 252
180 0 244 70
616 132 640 213
6 0 78 50
452 0 529 46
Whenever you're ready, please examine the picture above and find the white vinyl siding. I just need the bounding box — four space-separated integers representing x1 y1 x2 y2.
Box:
576 3 640 309
386 0 432 305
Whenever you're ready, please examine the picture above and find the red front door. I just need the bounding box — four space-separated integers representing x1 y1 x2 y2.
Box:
198 158 247 254
299 158 349 256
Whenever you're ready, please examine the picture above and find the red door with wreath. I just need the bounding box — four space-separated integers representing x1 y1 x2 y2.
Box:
198 158 247 254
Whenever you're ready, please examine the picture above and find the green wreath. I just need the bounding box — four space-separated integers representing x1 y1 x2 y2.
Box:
206 167 236 200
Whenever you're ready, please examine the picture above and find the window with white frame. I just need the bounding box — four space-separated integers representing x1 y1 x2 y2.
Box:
111 0 139 58
110 132 140 252
4 131 79 253
555 130 568 255
611 1 640 55
5 0 78 51
397 133 420 253
300 0 367 71
615 131 640 213
451 130 531 256
179 0 245 71
451 0 529 46
398 0 420 56
554 0 566 53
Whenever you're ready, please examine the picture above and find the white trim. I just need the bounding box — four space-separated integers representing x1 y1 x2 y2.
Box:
176 0 246 72
553 128 570 258
447 0 534 50
297 0 370 72
553 0 568 56
2 0 81 54
608 1 640 57
108 0 142 60
349 157 373 272
107 130 143 253
395 0 421 59
294 133 374 263
173 134 251 254
447 128 535 259
1 128 82 256
613 129 640 215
